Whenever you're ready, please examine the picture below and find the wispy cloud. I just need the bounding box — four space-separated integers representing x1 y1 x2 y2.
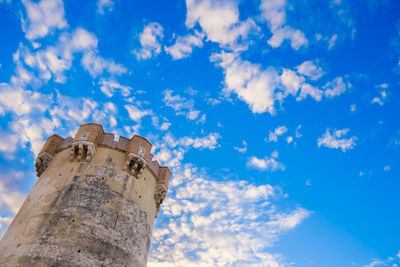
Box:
165 31 204 60
296 60 325 81
260 0 308 50
268 126 288 142
324 77 350 98
247 151 285 171
211 51 279 114
96 0 114 14
268 26 308 50
133 22 164 60
99 79 131 97
162 90 205 123
185 0 256 50
318 128 357 152
21 0 68 40
371 91 387 106
14 27 126 83
153 132 221 168
234 140 247 153
361 250 400 267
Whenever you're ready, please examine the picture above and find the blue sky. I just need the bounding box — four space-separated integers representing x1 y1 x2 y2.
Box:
0 0 400 266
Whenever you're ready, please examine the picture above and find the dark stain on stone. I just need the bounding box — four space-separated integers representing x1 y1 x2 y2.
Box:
18 168 151 267
106 156 113 165
121 174 129 194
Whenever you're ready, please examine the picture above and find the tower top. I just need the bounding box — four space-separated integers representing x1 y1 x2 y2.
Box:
35 122 171 215
37 123 169 182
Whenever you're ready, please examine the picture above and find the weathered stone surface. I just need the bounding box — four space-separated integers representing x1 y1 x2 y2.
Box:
0 123 172 267
15 172 150 267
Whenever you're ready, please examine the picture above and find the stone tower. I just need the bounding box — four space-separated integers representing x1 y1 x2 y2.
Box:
0 123 171 267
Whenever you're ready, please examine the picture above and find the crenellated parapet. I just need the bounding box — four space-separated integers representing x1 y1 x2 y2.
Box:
155 166 171 217
35 134 64 176
35 123 171 213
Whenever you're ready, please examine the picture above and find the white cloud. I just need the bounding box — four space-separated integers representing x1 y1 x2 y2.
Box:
324 77 350 98
0 28 127 156
0 181 25 215
0 84 49 116
133 22 164 60
162 90 205 122
0 171 30 237
109 116 117 127
123 104 152 133
317 128 357 152
296 83 323 101
267 207 310 230
268 126 288 142
26 96 102 155
376 83 388 89
22 0 67 40
153 132 221 168
211 52 335 114
328 34 338 50
50 94 99 124
268 26 308 50
187 110 200 120
0 131 19 154
362 251 400 267
295 125 302 138
99 79 131 97
163 90 192 111
149 165 309 266
260 0 286 32
260 0 308 50
296 60 325 81
185 0 256 49
15 27 126 83
160 122 171 131
165 31 204 60
205 97 221 106
279 68 305 98
97 0 114 14
125 104 152 122
81 51 127 78
0 83 119 156
211 52 279 114
247 151 285 171
284 60 324 101
185 87 198 96
384 165 391 171
152 116 171 131
92 102 119 127
234 140 247 153
286 136 293 144
371 91 387 106
350 104 356 112
10 118 50 156
163 133 220 151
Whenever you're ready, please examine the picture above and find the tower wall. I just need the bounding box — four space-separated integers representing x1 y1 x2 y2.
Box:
0 123 171 267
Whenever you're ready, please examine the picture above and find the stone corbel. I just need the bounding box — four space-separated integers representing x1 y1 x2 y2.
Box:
154 184 167 218
70 141 96 162
35 152 54 177
124 153 147 178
